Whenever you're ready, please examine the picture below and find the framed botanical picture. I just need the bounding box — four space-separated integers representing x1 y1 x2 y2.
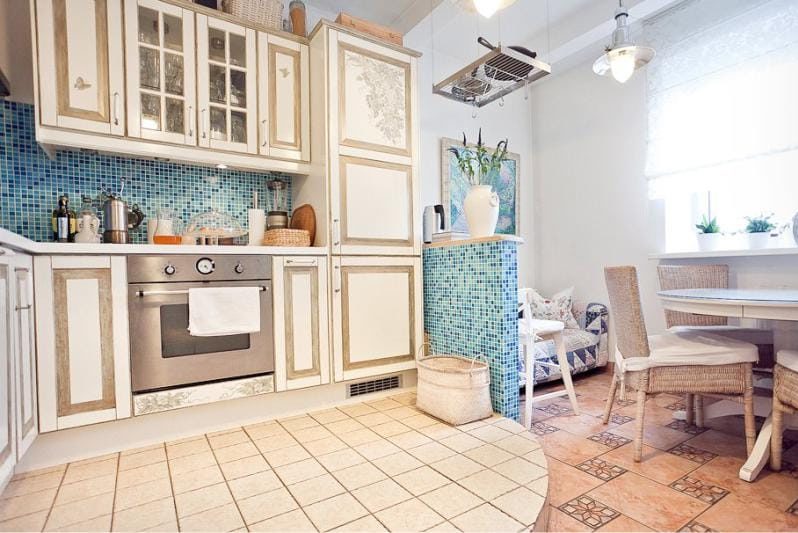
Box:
440 137 521 236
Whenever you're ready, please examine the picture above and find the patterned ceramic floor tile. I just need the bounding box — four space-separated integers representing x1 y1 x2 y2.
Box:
535 403 573 416
575 458 627 482
587 431 632 449
667 443 718 464
610 414 634 425
665 420 709 436
788 498 798 516
529 422 560 436
665 400 687 411
558 495 620 529
670 476 729 504
679 521 718 532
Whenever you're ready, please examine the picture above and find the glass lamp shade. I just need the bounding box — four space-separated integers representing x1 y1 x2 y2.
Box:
472 0 517 18
593 45 655 83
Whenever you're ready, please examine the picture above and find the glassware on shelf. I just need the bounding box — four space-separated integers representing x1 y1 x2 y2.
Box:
185 208 246 245
266 179 289 230
153 208 184 245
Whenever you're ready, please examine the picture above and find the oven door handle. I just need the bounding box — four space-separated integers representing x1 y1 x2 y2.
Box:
136 286 269 297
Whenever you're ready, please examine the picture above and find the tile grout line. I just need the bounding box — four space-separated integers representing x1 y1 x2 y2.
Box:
108 452 121 532
38 463 68 532
204 433 250 530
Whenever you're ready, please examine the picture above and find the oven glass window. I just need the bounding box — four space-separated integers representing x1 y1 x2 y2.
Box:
160 304 250 357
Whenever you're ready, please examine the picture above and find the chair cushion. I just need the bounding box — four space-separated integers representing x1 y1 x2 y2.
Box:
671 325 773 346
621 330 758 372
563 329 600 352
777 350 798 373
525 287 580 329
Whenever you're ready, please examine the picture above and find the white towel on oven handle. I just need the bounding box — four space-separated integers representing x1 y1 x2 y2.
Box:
187 286 261 337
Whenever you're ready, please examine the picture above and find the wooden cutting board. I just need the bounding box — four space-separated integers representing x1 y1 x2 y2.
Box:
290 204 316 246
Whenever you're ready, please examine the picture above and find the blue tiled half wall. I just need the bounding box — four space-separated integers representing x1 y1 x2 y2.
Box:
423 240 520 421
0 100 291 243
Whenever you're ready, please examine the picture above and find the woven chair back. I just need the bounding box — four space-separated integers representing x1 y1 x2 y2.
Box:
657 264 729 328
604 266 651 359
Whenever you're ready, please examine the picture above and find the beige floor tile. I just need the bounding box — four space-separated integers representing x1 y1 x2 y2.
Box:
338 428 381 447
325 419 366 436
45 492 114 531
166 438 211 460
455 420 488 432
490 457 547 484
389 392 417 406
61 457 117 485
491 419 527 434
118 447 166 471
309 408 349 424
355 412 392 426
207 429 250 449
528 474 548 499
387 430 433 450
0 470 63 499
468 424 514 443
351 478 412 512
55 473 116 505
168 451 217 476
175 482 233 518
262 445 311 468
371 420 412 438
539 429 612 465
491 486 545 526
171 464 224 494
303 436 348 456
315 449 366 472
383 406 420 420
69 453 119 467
457 469 518 501
338 404 378 417
463 444 514 468
0 489 57 522
305 493 368 531
114 477 173 511
439 433 484 453
331 514 387 532
493 434 542 456
429 455 484 481
248 508 316 532
407 442 457 464
523 447 548 468
228 470 283 500
393 466 450 496
419 483 483 519
292 425 335 444
275 458 326 485
54 513 111 532
178 502 245 532
353 439 401 460
416 423 461 440
371 451 423 476
287 474 346 506
237 487 299 525
366 398 404 411
281 416 320 432
598 444 699 485
11 464 66 482
254 433 300 453
375 498 444 531
115 461 170 491
0 509 49 532
120 443 165 456
245 422 289 440
220 454 271 481
332 462 387 491
112 496 176 532
143 519 179 532
402 414 440 430
451 503 524 532
213 441 259 464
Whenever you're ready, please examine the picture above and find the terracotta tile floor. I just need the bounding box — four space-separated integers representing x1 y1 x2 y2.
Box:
0 392 548 532
532 370 798 532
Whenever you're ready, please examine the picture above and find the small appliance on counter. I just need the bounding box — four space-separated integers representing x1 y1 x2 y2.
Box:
423 204 447 243
266 179 289 230
101 181 145 244
74 195 101 243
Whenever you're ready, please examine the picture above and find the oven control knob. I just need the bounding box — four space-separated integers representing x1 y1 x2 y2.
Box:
196 257 215 275
164 264 176 276
234 262 244 274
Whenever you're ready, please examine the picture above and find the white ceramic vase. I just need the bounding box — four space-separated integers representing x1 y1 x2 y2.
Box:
696 233 722 251
464 184 500 238
747 232 772 249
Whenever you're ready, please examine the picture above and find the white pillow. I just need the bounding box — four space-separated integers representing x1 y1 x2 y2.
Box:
527 287 579 329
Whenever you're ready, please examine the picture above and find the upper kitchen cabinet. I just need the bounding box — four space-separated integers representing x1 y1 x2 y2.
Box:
124 0 196 145
33 0 126 135
197 14 257 154
258 33 310 162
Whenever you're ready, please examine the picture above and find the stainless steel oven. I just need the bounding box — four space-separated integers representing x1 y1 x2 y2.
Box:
128 255 274 393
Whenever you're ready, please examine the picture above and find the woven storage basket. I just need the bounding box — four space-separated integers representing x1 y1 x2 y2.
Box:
416 350 492 426
263 228 310 246
223 0 283 29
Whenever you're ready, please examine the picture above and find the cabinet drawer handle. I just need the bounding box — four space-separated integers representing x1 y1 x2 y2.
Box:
201 109 207 139
285 259 317 266
113 92 120 126
261 119 268 147
15 305 32 311
74 76 92 90
188 106 195 137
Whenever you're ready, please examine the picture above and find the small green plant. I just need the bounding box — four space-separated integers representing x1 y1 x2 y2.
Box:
695 214 720 234
744 214 776 234
448 129 509 186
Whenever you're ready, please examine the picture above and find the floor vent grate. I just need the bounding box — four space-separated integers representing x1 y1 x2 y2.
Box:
348 375 401 397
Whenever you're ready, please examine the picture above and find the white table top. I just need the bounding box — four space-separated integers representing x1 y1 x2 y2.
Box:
658 288 798 304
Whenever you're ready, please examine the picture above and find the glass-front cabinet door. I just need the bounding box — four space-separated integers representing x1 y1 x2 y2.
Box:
197 15 257 154
124 0 196 145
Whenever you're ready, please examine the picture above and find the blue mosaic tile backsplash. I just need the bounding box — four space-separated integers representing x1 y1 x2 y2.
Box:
423 240 520 421
0 100 291 243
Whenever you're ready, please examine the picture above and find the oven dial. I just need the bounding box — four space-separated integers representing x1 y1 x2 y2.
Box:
234 262 244 274
164 264 176 276
196 258 215 275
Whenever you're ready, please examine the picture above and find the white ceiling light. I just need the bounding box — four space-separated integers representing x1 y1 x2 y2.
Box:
458 0 517 18
593 0 655 83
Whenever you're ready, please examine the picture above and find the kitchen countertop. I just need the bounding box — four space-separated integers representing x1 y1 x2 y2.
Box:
0 227 328 256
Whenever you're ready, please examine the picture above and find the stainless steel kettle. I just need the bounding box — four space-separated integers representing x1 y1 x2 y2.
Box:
423 205 446 243
102 194 145 244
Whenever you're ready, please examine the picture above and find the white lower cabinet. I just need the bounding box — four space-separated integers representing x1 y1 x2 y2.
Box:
0 257 16 488
34 256 131 431
273 256 330 391
331 256 421 382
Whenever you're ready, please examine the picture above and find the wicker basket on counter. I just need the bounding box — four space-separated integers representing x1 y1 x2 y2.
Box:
416 347 493 426
263 228 311 247
222 0 283 29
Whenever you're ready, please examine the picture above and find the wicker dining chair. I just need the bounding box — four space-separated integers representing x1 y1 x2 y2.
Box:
770 350 798 471
657 264 774 426
603 266 758 462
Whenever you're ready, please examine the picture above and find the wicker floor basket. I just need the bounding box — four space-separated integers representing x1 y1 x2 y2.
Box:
222 0 283 29
416 353 493 426
263 229 310 246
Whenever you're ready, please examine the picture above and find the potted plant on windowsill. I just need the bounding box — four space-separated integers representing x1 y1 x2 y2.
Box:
744 214 776 249
695 214 721 251
448 129 509 238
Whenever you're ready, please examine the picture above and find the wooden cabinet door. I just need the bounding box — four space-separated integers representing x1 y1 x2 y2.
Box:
257 33 310 161
35 256 131 431
196 14 257 154
13 262 37 458
331 256 421 382
273 257 330 391
331 155 417 256
0 261 16 488
35 0 125 135
124 0 197 145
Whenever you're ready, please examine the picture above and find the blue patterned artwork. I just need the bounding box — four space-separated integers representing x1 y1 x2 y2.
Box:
440 137 520 235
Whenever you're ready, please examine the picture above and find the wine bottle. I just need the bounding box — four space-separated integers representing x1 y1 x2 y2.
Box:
56 195 69 243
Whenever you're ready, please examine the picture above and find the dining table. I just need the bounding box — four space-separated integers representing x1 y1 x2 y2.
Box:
657 287 798 482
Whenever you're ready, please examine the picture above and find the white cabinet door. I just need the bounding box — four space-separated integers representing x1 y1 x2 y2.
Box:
13 261 37 458
35 0 125 135
257 33 310 161
0 260 16 489
35 256 131 431
331 155 417 256
331 256 421 382
124 0 197 145
273 257 330 391
197 14 257 154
